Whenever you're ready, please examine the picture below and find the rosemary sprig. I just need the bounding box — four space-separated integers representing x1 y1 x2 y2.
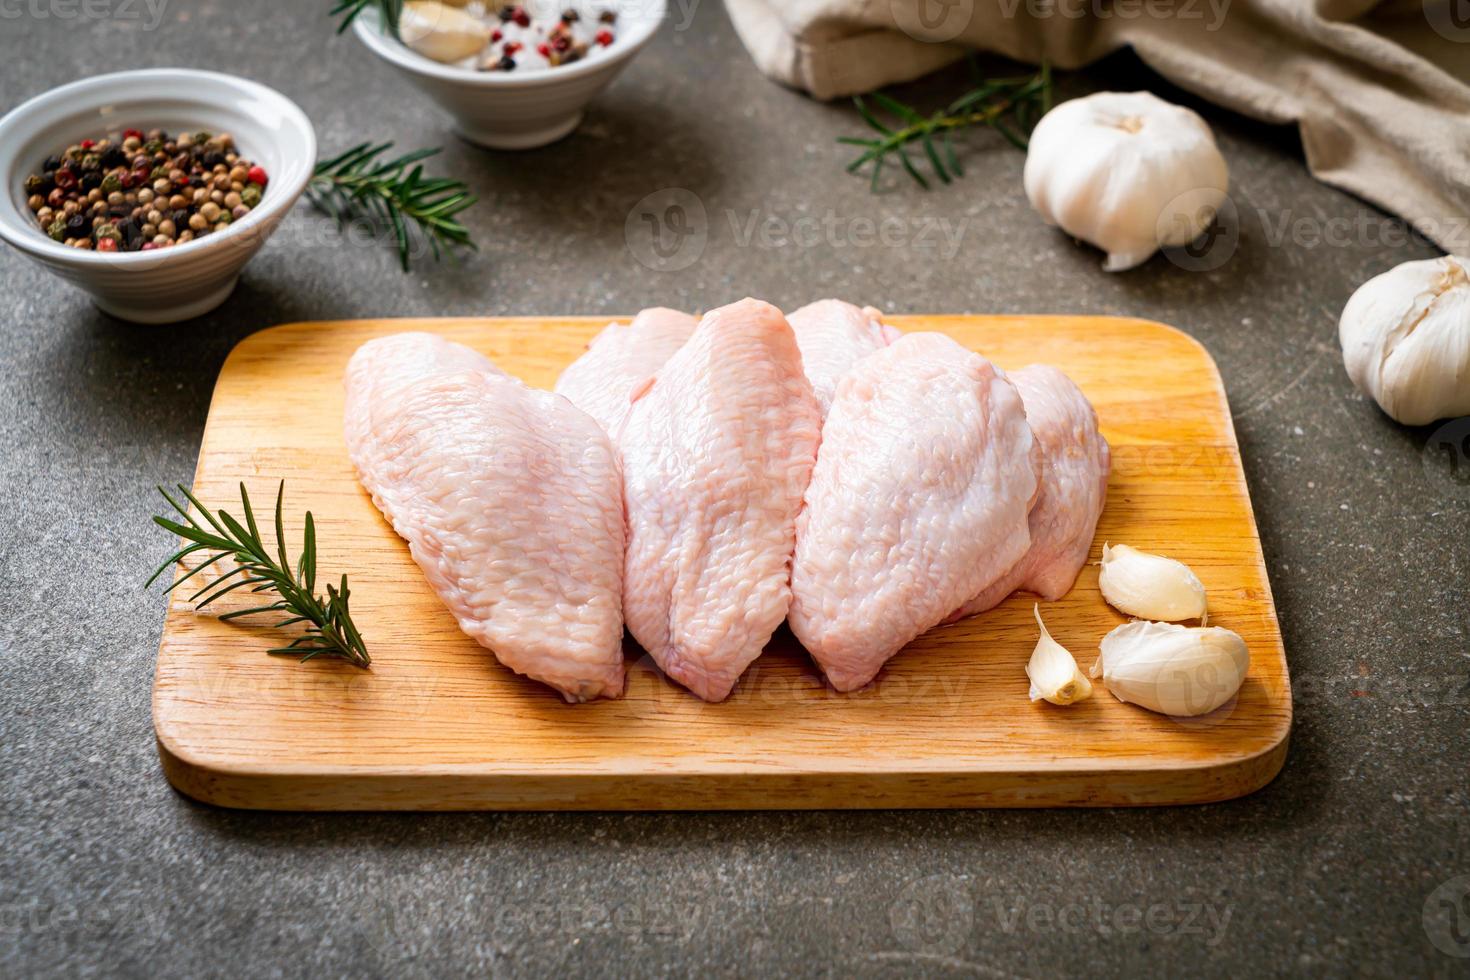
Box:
146 481 371 669
308 142 477 271
329 0 402 34
839 63 1052 191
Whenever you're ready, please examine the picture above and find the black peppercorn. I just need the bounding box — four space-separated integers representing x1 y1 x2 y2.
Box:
497 55 516 70
65 213 88 235
100 146 127 168
79 171 102 192
561 8 579 21
42 155 62 173
202 151 225 169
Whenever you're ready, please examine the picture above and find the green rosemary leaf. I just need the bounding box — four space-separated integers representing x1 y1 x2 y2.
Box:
329 0 401 35
301 512 317 593
839 64 1051 190
147 483 371 668
943 132 962 178
218 602 291 622
870 92 924 125
308 142 476 272
896 146 929 190
991 117 1029 151
854 97 892 136
921 132 950 184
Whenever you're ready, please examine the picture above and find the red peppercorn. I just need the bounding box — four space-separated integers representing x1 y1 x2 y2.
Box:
512 6 530 26
124 128 144 140
503 41 522 55
553 35 570 51
96 237 118 252
54 168 77 190
80 139 95 150
595 29 614 46
536 42 551 57
247 165 268 187
491 28 502 41
141 242 159 251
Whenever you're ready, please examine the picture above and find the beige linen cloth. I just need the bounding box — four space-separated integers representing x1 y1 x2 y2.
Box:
724 0 1470 252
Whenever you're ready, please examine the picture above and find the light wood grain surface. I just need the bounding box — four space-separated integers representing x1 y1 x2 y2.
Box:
152 316 1291 810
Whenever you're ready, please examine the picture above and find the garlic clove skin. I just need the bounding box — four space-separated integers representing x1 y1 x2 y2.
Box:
399 1 492 64
1338 255 1470 426
1026 605 1093 705
1098 543 1208 623
1023 92 1229 272
1094 621 1248 717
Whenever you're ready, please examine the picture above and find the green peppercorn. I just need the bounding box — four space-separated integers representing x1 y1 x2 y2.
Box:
143 139 163 155
240 184 261 208
94 222 121 243
100 172 121 194
47 218 67 241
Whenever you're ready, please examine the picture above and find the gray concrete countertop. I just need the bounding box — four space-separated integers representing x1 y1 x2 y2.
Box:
2 3 1467 977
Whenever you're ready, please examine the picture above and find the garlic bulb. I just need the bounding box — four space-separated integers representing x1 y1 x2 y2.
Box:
1098 543 1208 623
1023 92 1230 272
1338 255 1470 426
399 1 491 63
1025 605 1093 705
1093 621 1248 717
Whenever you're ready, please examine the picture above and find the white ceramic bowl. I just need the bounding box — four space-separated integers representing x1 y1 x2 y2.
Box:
353 0 665 150
0 69 315 324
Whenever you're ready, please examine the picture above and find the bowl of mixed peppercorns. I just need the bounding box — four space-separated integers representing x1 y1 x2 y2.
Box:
353 0 666 149
0 69 314 323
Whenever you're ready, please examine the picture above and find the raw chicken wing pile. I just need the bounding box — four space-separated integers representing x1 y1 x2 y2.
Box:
344 300 1110 702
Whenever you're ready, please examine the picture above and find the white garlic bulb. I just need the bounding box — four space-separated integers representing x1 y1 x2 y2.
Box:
399 1 491 63
1098 543 1208 623
1093 621 1248 717
1024 91 1230 272
1025 605 1093 705
1338 255 1470 426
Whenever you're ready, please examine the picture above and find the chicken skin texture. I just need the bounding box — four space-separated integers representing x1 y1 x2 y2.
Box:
619 298 821 701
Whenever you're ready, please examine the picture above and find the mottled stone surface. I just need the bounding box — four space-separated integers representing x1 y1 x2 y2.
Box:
2 3 1467 977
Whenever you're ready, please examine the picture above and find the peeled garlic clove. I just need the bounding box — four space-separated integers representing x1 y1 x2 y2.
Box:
399 1 491 63
1025 605 1093 705
1098 543 1207 623
1094 620 1248 717
1338 255 1470 426
1023 91 1229 272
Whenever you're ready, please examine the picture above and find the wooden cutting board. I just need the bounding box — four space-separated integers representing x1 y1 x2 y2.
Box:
153 316 1290 810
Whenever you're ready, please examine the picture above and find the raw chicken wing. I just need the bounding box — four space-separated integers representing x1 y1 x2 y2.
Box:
952 365 1111 618
789 333 1037 692
620 298 820 701
345 333 626 702
554 307 698 438
787 299 900 419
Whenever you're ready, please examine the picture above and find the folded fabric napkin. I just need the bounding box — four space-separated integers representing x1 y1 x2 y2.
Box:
724 0 1470 253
